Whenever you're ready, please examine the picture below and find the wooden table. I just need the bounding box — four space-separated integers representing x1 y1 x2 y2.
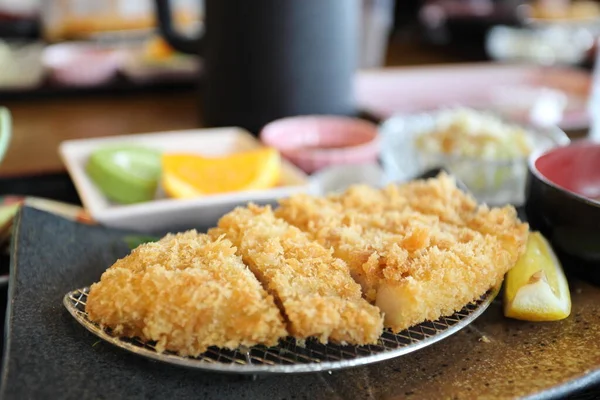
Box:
0 91 199 177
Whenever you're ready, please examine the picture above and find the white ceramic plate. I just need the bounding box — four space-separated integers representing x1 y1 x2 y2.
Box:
59 127 310 232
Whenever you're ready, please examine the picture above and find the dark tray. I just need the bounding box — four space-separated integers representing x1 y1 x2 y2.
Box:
1 206 600 399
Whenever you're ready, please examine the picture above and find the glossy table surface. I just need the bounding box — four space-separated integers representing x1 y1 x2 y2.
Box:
0 91 199 177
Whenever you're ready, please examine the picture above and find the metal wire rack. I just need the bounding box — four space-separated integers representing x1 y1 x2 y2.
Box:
64 287 497 374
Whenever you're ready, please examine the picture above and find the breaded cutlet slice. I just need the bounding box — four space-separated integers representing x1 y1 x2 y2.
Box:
276 173 478 231
86 230 287 356
276 174 529 332
209 204 384 345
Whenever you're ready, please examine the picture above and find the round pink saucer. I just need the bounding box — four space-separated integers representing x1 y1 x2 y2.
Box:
43 43 121 87
260 115 380 173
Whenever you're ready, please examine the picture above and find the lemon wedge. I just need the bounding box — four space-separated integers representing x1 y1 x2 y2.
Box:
504 232 571 321
162 147 281 198
86 146 161 204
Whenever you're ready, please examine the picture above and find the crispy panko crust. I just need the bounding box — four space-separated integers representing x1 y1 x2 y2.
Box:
86 231 287 356
209 205 384 345
276 173 529 332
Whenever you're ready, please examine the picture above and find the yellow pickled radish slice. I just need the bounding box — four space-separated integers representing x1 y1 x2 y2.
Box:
162 147 281 199
504 232 571 321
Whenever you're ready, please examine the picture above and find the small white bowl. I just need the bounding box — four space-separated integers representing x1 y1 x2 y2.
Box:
59 127 310 232
380 110 570 206
0 41 45 90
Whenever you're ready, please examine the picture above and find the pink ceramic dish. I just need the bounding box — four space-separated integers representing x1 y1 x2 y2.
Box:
43 43 121 87
260 116 380 173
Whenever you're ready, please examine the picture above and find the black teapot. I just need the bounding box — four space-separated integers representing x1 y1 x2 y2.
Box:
155 0 359 133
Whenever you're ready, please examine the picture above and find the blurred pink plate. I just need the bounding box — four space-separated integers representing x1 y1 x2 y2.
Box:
355 63 591 130
43 43 121 87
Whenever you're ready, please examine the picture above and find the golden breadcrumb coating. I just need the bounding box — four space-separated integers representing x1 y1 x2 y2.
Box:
86 231 287 356
276 173 529 332
210 204 384 345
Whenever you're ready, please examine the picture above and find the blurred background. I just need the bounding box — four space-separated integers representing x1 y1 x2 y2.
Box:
0 0 598 94
0 0 599 185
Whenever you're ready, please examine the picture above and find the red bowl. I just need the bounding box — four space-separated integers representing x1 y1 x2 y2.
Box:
260 116 380 173
526 139 600 284
533 140 600 202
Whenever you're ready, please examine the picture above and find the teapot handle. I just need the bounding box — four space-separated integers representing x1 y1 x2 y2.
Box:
154 0 203 55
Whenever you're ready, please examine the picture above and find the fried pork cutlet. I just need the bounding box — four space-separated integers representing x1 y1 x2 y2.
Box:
276 173 529 332
86 231 287 356
210 205 384 345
